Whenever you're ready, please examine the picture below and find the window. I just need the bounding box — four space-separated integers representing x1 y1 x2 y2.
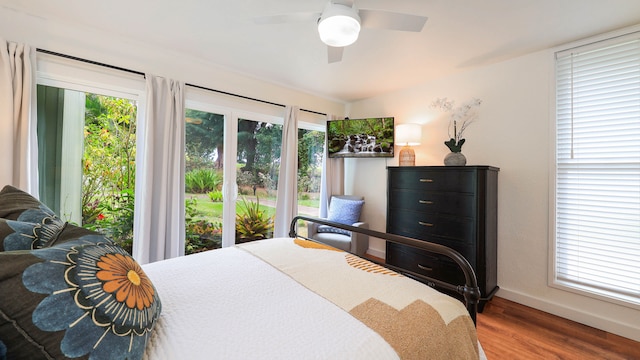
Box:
37 53 327 257
182 110 287 251
37 85 139 253
183 103 325 251
184 108 225 253
36 53 144 254
552 31 640 307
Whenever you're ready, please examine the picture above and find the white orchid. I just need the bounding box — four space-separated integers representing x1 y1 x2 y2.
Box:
430 97 482 152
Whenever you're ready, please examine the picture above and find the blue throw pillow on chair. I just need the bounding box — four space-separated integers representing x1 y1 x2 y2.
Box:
327 196 364 225
318 196 364 236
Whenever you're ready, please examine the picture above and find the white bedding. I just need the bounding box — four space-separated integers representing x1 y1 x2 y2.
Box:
142 244 400 360
141 237 485 359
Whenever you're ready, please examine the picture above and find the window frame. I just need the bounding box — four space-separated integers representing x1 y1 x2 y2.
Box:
36 52 145 232
548 26 640 310
185 89 326 247
37 53 329 254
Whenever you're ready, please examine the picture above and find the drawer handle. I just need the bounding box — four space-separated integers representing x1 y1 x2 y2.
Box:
418 221 434 227
419 178 434 183
419 200 433 205
417 264 433 272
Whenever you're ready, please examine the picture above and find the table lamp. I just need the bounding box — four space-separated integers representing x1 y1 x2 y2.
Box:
396 123 422 166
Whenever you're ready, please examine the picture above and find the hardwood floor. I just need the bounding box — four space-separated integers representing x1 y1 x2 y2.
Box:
476 297 640 360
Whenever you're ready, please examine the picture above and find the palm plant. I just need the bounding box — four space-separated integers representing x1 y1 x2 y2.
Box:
235 197 273 243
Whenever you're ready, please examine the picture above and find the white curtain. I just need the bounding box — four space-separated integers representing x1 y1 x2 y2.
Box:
133 74 185 264
273 106 299 237
319 114 344 217
0 39 38 195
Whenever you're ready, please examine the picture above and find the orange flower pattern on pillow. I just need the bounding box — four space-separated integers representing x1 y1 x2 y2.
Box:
23 235 161 359
97 253 155 310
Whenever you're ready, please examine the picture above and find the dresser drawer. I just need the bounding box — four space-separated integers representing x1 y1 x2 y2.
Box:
387 210 475 246
388 168 476 193
386 243 466 285
388 189 475 216
387 226 477 257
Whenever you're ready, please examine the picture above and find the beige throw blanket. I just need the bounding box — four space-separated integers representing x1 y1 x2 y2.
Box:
239 238 479 360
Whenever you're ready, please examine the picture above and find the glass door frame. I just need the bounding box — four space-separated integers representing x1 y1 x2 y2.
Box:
227 110 284 247
184 99 285 247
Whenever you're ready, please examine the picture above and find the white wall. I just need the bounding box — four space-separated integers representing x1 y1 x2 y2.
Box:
347 49 640 341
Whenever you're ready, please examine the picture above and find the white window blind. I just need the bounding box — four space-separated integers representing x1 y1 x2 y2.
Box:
554 32 640 306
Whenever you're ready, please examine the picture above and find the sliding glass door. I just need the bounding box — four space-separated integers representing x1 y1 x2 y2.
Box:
235 117 281 242
184 108 225 253
37 85 138 253
184 106 325 249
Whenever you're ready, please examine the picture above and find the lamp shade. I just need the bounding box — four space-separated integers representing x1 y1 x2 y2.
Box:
395 124 422 146
317 3 361 47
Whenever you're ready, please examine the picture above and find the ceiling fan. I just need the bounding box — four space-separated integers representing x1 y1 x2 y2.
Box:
253 0 428 63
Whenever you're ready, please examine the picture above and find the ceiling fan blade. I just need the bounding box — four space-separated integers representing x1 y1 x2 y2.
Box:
253 12 320 25
359 9 427 32
328 46 343 63
333 0 354 6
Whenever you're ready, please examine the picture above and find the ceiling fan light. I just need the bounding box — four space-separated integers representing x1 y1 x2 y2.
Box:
318 4 361 47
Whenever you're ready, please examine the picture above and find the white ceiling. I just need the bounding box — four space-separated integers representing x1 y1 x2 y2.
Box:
2 0 640 102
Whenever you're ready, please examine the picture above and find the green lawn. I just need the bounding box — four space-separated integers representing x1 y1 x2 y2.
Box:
187 193 319 222
187 194 277 223
186 193 315 239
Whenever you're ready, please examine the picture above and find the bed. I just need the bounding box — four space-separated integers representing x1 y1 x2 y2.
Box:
0 185 484 360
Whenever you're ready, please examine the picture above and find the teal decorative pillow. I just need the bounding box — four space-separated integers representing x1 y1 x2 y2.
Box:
0 231 161 360
320 196 364 236
327 196 364 225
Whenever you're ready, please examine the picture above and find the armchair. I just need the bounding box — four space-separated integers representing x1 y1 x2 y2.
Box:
307 195 369 256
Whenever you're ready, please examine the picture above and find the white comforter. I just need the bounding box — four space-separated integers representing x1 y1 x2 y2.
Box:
142 243 400 360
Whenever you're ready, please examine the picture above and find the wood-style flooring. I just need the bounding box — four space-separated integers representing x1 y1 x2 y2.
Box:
476 297 640 360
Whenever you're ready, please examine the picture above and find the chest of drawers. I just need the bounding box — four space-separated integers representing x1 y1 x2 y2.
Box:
386 166 499 311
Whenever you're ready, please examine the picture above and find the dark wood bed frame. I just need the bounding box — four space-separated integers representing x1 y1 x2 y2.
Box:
289 215 481 325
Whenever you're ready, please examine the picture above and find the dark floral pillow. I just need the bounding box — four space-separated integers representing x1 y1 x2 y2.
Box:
0 185 66 252
0 185 51 220
0 232 161 360
0 218 66 252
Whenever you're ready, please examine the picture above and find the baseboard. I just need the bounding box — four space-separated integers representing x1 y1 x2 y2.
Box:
497 288 640 342
366 247 385 260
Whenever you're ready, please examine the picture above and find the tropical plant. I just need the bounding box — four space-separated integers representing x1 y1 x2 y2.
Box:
235 197 274 243
185 197 222 254
82 94 137 252
90 189 135 253
185 168 222 193
208 190 223 202
185 219 221 254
